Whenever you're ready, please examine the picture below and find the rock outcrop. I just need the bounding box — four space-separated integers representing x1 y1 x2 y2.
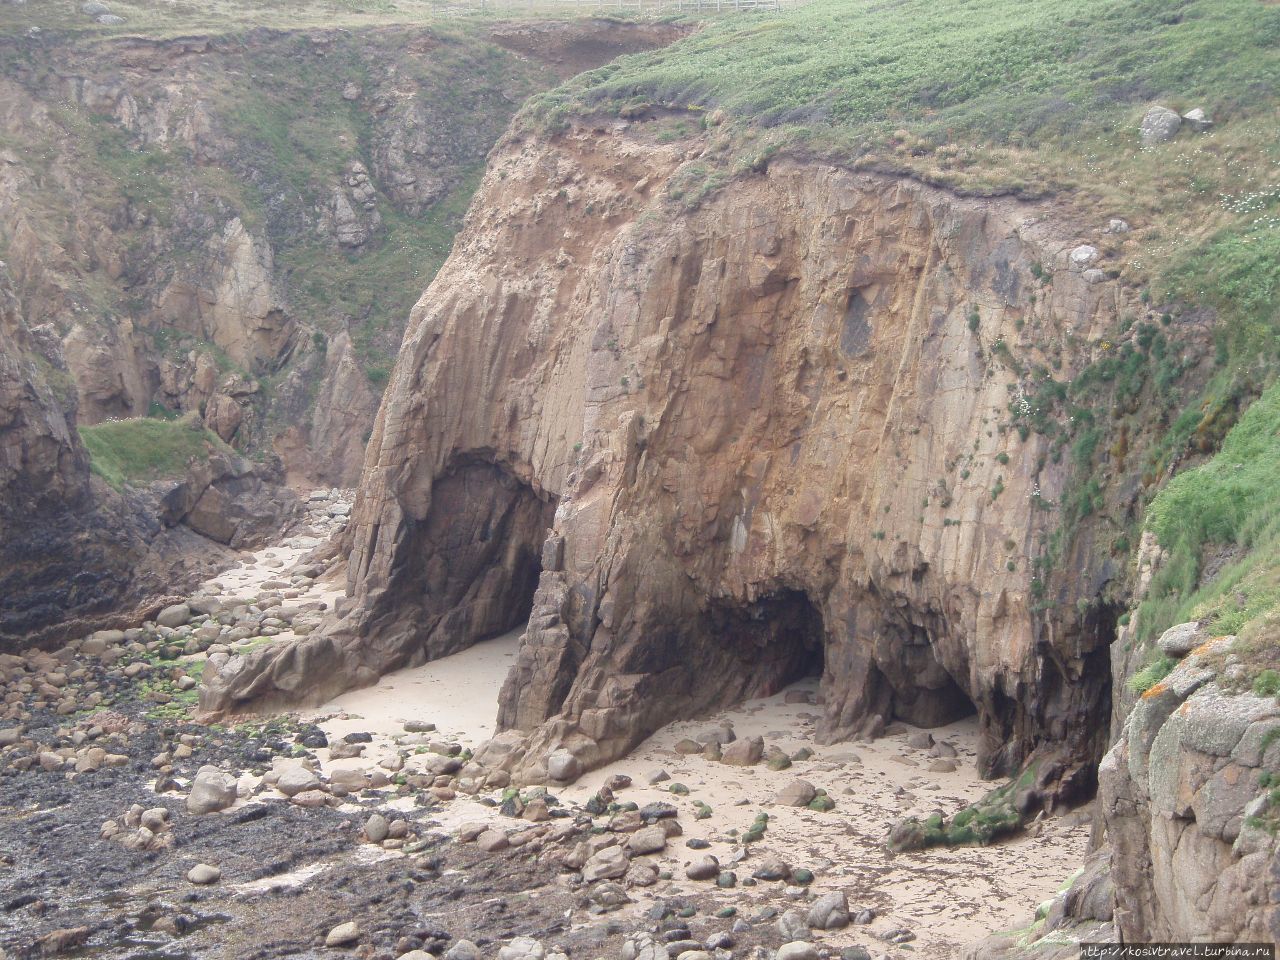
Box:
203 120 1134 793
1099 635 1280 942
0 21 681 486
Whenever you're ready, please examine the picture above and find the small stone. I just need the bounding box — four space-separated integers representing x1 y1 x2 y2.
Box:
445 941 481 960
775 779 817 807
365 813 390 843
646 768 670 784
325 921 360 947
685 854 720 881
187 863 221 885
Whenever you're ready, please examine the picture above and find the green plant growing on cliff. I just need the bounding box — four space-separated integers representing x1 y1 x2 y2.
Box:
1126 655 1177 695
79 414 230 490
1136 381 1280 645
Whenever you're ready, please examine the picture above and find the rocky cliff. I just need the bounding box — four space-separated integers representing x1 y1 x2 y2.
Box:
203 119 1146 799
0 20 680 487
1099 630 1280 942
0 262 279 649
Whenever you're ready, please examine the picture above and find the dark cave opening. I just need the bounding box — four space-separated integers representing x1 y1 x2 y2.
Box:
873 622 978 730
386 455 556 662
703 588 827 701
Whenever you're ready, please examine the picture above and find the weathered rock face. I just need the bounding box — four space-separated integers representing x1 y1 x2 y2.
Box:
0 21 681 486
203 121 1131 791
1099 634 1280 942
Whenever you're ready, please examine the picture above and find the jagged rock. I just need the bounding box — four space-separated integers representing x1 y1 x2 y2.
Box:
1100 642 1280 942
1140 105 1182 145
776 909 810 941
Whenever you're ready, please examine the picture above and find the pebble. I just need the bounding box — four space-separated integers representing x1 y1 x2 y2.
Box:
325 920 360 947
186 863 221 885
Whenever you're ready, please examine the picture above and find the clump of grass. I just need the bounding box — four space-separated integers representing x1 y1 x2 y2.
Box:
1127 655 1178 695
79 414 230 490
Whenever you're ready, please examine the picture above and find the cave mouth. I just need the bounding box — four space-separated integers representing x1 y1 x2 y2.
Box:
387 454 557 663
702 588 827 703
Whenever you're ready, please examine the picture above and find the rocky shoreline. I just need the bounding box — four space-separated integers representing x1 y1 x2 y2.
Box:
0 493 1099 960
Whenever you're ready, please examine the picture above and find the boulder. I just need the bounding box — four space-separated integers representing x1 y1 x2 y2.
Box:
808 890 850 929
1157 621 1203 658
187 863 221 885
325 921 360 947
546 748 581 782
582 845 629 882
187 766 237 814
685 854 720 880
275 765 321 797
775 779 817 807
1140 105 1182 145
720 735 764 766
156 603 192 628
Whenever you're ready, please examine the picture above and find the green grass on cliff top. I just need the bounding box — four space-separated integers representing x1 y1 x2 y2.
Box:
79 415 230 490
534 0 1280 156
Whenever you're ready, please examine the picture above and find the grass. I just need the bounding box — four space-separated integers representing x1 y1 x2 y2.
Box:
79 415 231 490
1136 381 1280 644
1127 655 1177 695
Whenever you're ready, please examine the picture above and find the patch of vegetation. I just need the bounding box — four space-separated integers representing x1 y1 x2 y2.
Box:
889 765 1036 852
79 414 231 490
1136 382 1280 644
1127 655 1177 695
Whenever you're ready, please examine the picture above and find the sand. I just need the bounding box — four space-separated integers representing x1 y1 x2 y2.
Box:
294 636 1090 959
